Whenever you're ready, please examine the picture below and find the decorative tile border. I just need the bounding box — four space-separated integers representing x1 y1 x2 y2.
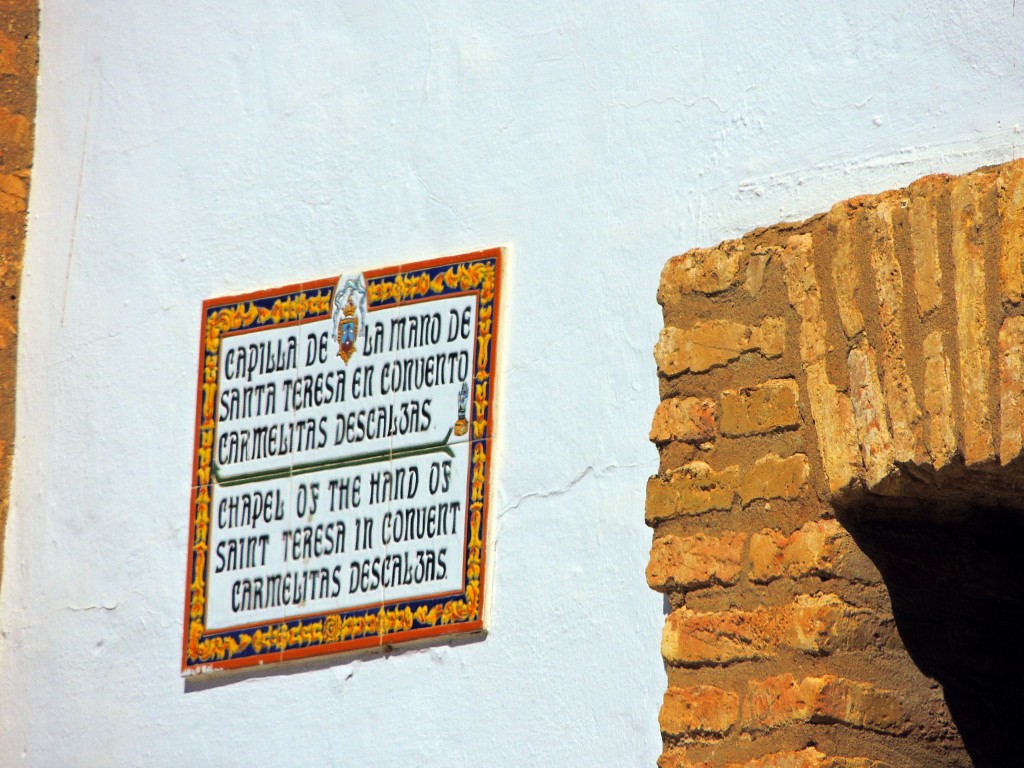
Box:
182 248 502 674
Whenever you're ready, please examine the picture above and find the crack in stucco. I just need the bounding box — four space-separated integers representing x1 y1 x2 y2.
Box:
66 603 118 612
61 77 96 328
411 167 474 232
501 461 644 517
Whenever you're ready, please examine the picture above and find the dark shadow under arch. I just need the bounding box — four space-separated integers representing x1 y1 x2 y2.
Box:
838 496 1024 767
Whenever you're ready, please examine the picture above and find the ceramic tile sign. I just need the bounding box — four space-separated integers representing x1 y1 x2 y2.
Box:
182 248 502 674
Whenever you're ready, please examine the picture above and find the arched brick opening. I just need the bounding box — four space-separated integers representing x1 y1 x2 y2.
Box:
648 159 1024 767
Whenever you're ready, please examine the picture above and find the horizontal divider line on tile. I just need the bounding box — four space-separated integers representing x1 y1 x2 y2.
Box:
213 427 456 488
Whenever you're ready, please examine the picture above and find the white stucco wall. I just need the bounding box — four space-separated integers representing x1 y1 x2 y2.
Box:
2 2 1023 765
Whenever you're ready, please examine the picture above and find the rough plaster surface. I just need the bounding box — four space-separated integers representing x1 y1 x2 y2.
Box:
2 2 1024 766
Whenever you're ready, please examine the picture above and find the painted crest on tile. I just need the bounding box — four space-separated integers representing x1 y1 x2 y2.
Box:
332 273 366 364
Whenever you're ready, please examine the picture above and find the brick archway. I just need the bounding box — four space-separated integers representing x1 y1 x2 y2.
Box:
648 160 1024 767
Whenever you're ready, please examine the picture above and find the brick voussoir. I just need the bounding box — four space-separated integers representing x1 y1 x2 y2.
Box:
645 462 740 524
661 593 877 668
743 673 910 736
654 318 786 377
660 684 741 739
719 378 801 438
647 532 747 592
865 195 926 464
950 168 996 464
748 519 879 585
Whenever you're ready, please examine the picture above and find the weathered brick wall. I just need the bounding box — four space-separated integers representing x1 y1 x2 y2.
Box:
649 159 1024 767
0 1 37 585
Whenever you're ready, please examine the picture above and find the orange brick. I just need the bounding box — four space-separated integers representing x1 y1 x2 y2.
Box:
744 246 778 295
999 316 1024 464
0 32 16 75
0 107 29 151
811 675 908 735
827 203 865 339
650 396 718 444
658 240 744 300
0 173 26 214
654 318 785 376
729 752 811 768
826 758 892 768
998 159 1024 305
660 684 739 738
908 174 946 318
726 748 892 768
645 462 739 524
661 594 873 667
647 532 746 592
655 757 887 768
738 452 809 505
749 520 877 584
847 342 894 488
783 234 861 493
868 197 925 464
744 674 907 736
782 233 828 362
750 524 818 583
743 673 811 731
720 379 800 437
951 170 996 464
784 593 874 655
657 748 694 768
662 604 769 667
922 330 956 469
646 475 680 523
